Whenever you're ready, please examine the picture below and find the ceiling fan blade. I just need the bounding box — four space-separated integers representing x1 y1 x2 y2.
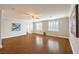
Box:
32 16 35 19
32 16 40 19
23 12 30 15
24 12 40 19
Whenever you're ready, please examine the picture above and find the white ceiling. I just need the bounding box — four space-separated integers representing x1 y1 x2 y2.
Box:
0 4 71 21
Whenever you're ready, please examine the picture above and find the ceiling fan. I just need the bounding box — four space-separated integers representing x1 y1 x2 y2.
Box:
23 12 40 20
11 8 40 20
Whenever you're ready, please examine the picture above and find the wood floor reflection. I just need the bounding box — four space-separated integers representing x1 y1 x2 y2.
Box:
0 34 72 54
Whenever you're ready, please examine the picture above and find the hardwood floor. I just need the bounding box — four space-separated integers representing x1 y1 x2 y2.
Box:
0 34 72 54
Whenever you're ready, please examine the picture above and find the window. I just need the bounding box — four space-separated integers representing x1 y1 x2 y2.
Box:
36 23 42 31
48 21 59 31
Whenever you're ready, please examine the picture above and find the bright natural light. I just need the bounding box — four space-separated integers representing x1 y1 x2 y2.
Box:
48 21 59 31
35 36 43 46
36 23 42 31
48 40 59 53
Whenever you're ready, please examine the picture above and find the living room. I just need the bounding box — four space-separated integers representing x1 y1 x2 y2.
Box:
0 4 79 54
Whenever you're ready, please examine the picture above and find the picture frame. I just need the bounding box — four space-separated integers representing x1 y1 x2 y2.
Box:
71 4 79 37
12 23 21 31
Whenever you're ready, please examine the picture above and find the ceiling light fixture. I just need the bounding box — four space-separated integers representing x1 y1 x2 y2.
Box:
24 12 40 20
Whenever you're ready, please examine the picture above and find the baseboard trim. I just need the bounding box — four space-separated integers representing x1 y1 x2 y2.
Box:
46 34 69 39
33 33 68 39
32 32 43 35
2 34 27 39
1 34 27 39
2 33 69 40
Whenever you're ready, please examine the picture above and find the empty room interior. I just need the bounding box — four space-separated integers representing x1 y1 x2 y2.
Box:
0 4 79 54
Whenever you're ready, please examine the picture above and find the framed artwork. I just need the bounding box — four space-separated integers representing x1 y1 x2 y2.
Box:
12 23 21 31
71 4 79 37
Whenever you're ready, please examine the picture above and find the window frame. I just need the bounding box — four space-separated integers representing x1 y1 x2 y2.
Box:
48 21 59 31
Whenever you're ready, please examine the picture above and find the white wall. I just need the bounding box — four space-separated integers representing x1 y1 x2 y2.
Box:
69 5 79 54
33 22 43 34
33 17 69 38
0 10 2 48
1 10 33 39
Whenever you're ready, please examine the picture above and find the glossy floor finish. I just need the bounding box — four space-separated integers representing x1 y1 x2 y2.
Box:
0 34 72 54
